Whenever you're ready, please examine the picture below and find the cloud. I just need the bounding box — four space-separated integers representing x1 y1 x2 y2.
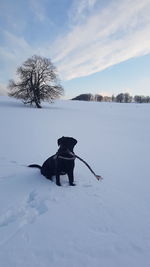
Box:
52 0 150 80
1 0 150 86
0 31 35 82
69 0 97 23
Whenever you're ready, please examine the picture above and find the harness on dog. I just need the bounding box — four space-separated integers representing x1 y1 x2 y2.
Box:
53 152 75 161
54 150 102 181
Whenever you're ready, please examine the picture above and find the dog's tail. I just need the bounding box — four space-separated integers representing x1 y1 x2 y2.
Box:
28 164 41 170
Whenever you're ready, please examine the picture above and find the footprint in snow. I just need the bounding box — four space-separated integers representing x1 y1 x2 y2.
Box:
27 191 48 215
0 191 48 228
20 191 48 225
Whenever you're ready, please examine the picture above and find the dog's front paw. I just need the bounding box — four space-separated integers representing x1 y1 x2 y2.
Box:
69 183 76 186
56 182 61 186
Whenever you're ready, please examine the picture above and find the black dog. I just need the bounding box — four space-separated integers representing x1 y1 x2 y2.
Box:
29 136 77 186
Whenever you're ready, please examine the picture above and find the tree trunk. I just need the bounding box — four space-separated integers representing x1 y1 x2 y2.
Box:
35 101 42 108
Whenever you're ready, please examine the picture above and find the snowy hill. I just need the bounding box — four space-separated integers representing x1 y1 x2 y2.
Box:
0 96 150 267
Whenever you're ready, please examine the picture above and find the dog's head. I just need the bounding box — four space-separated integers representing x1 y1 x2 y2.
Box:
57 136 77 152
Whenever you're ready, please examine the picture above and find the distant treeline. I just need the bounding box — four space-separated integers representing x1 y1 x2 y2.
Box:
72 93 150 103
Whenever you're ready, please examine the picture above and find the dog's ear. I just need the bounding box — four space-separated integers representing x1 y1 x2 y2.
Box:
71 138 77 146
57 136 64 146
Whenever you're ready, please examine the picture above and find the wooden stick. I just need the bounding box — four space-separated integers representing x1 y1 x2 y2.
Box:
75 155 103 181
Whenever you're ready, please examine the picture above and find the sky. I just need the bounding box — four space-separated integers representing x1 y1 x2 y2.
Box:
0 0 150 98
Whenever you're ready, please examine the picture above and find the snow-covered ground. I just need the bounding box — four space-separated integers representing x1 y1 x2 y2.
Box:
0 96 150 267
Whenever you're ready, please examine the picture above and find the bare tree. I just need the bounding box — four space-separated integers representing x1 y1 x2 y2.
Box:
8 55 64 108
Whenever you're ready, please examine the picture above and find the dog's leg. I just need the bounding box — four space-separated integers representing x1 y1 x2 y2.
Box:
56 172 61 186
68 170 75 186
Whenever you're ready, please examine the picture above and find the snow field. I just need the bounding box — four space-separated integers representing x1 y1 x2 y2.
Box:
0 96 150 267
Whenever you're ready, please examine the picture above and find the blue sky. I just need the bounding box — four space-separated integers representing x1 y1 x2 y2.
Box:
0 0 150 98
